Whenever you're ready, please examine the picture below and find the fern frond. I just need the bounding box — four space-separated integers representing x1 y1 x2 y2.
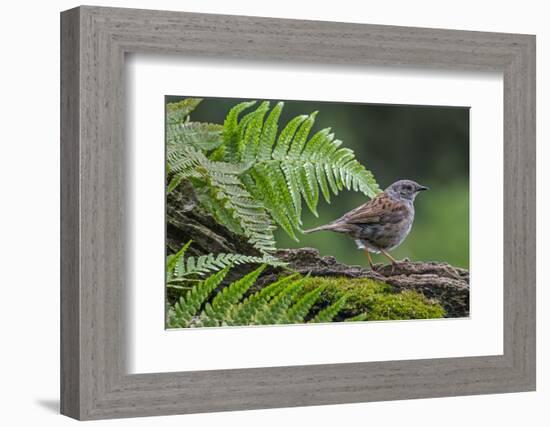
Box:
246 164 298 241
165 144 204 188
289 111 317 158
166 174 186 194
167 265 380 328
225 273 299 326
310 296 347 323
221 101 257 162
241 102 270 164
280 162 302 222
166 267 229 328
272 114 308 160
254 279 304 325
257 102 283 161
213 183 275 253
166 144 276 253
217 102 381 240
166 98 202 124
285 284 325 323
168 122 223 152
194 185 244 234
168 251 281 281
166 240 191 276
166 99 381 252
299 161 320 217
202 265 266 326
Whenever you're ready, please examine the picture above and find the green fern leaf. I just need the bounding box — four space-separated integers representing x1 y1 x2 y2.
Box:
166 100 381 251
241 102 270 164
166 98 202 124
222 101 257 162
285 285 325 323
280 163 302 221
165 144 204 187
299 162 320 217
254 279 304 325
167 267 229 328
194 186 244 234
167 174 186 194
236 103 380 239
258 102 283 161
168 122 223 151
166 240 191 276
247 164 298 241
288 111 317 158
269 163 301 228
310 296 347 323
166 143 276 253
202 265 266 325
272 115 308 160
315 162 331 203
226 273 299 326
301 127 332 159
168 249 281 281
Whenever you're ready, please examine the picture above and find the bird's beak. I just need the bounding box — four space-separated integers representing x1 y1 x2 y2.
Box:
417 185 429 192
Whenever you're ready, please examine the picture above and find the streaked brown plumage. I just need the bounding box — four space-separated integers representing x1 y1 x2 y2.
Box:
303 179 428 268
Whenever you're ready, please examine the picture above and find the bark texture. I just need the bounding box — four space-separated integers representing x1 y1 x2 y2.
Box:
266 248 469 317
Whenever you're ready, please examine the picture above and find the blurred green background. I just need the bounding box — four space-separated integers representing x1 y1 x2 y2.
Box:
167 96 470 269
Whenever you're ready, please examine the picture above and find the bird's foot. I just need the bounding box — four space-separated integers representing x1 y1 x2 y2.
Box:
377 260 402 275
387 259 414 274
369 263 381 272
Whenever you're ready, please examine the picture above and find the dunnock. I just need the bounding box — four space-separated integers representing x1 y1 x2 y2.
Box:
303 179 428 269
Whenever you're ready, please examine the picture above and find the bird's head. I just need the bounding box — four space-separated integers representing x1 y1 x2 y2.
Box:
386 179 429 202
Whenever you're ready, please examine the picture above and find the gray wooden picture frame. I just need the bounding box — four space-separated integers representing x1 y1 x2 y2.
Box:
60 5 536 420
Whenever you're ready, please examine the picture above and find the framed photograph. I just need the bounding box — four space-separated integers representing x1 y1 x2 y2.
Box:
61 6 536 420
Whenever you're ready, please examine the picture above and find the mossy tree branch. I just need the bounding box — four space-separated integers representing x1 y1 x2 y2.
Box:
168 180 469 318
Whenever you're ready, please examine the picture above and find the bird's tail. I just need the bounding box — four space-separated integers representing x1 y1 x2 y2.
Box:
302 223 338 234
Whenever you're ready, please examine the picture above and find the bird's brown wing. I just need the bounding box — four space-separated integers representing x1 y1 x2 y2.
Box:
339 192 408 225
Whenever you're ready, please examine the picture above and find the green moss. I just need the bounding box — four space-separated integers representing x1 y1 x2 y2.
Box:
301 276 445 321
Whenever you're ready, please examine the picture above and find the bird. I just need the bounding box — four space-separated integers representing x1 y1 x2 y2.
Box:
303 179 429 269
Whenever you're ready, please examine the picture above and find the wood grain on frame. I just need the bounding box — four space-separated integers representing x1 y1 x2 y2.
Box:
60 6 536 420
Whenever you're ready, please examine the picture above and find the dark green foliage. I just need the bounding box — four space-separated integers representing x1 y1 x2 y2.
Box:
166 266 445 328
225 274 299 326
166 99 380 254
310 296 348 323
285 285 325 323
166 267 350 328
201 265 266 327
167 267 229 328
254 279 304 325
166 98 203 124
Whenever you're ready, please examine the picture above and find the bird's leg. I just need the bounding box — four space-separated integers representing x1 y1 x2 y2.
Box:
364 249 374 270
379 249 399 274
379 249 398 264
